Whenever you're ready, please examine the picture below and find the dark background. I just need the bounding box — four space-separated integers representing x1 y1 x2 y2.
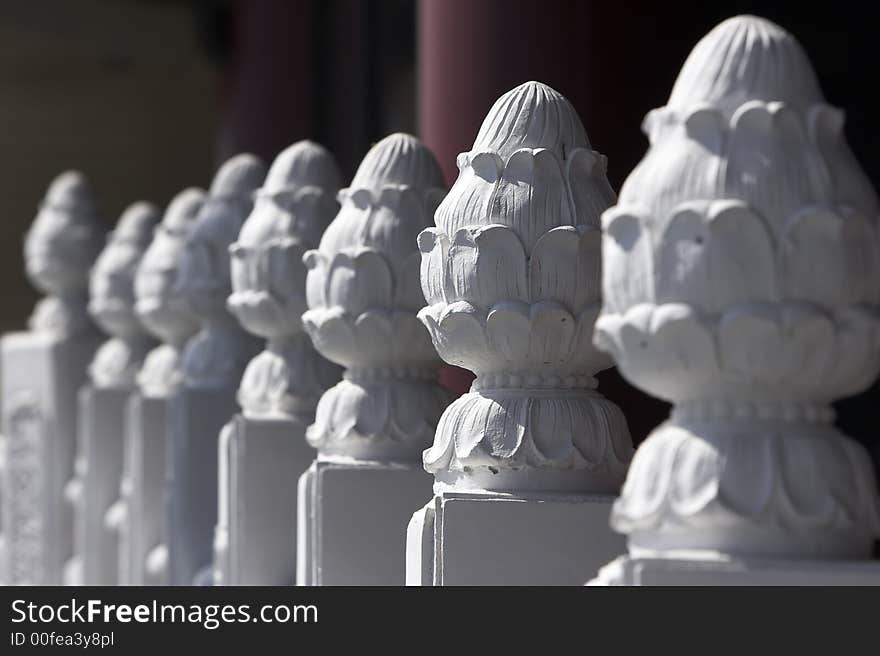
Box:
1 0 877 464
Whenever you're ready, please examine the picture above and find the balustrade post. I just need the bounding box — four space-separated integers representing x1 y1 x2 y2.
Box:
1 172 104 585
406 81 632 585
67 202 159 585
118 188 205 585
214 142 341 585
590 15 880 585
298 133 451 585
167 155 265 585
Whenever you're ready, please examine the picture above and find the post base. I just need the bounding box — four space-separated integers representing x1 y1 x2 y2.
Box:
167 385 237 585
215 414 314 585
73 386 131 585
406 489 625 585
297 459 432 585
589 554 880 585
120 393 169 585
2 329 98 584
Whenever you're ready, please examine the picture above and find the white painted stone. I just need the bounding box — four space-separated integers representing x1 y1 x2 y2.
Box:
591 15 880 583
407 491 624 585
590 556 880 586
299 133 449 585
215 141 341 585
167 154 265 585
408 81 633 585
0 434 5 584
298 460 429 585
1 172 104 585
118 188 205 585
66 201 159 585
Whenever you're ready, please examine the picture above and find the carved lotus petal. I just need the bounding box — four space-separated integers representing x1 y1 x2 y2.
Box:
389 311 437 365
368 188 434 263
612 422 880 539
716 432 775 517
530 225 601 310
808 105 879 213
479 300 575 371
617 113 723 225
423 391 632 472
418 228 449 305
301 307 355 366
657 200 777 312
303 250 328 308
667 428 721 517
782 207 880 306
267 241 309 310
484 302 530 364
309 376 448 460
318 200 368 256
528 398 578 462
597 303 719 403
395 252 425 311
531 396 623 467
229 240 310 339
457 394 526 463
566 148 617 228
352 310 392 365
422 394 464 471
434 151 502 238
419 301 492 371
831 307 880 397
601 209 654 313
426 390 631 478
779 434 847 526
519 301 576 366
490 148 575 253
308 379 387 447
718 304 836 392
323 250 393 314
444 225 528 306
727 101 830 223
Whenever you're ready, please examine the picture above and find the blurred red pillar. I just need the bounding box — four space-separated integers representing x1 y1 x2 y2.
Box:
218 0 317 163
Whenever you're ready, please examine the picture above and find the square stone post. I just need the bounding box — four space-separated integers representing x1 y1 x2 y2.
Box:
165 155 265 585
214 141 341 585
407 82 632 585
589 15 880 585
66 202 159 585
298 134 451 585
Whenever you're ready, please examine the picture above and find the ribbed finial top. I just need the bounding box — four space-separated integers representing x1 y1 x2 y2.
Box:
112 201 160 246
209 153 267 198
349 133 445 193
263 140 341 194
471 81 590 159
43 170 98 213
667 15 823 111
162 188 206 231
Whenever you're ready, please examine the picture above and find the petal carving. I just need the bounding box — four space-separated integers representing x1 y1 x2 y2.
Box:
657 200 777 311
490 148 574 253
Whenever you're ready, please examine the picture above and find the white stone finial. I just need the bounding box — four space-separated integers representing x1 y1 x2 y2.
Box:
87 202 160 389
595 15 880 560
176 154 267 386
229 141 342 421
24 171 104 335
302 133 451 462
418 81 632 492
134 188 205 396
